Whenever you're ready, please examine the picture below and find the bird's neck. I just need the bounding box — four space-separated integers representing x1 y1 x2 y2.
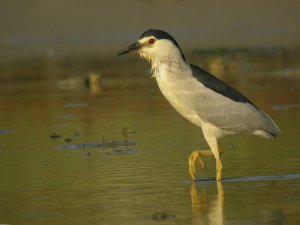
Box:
150 57 190 78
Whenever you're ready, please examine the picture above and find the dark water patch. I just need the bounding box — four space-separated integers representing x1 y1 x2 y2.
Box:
53 123 71 127
64 102 88 108
64 138 73 142
53 140 136 150
107 149 137 155
223 174 300 182
0 129 15 135
194 174 300 183
272 104 300 111
53 143 92 150
54 114 74 119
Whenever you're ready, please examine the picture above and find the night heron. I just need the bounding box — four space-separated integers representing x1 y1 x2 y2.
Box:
117 29 280 181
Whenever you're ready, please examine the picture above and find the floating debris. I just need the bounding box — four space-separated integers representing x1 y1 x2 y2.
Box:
85 72 103 95
73 133 80 137
50 133 62 139
85 72 102 87
151 212 176 221
57 77 85 90
50 132 80 141
122 128 136 138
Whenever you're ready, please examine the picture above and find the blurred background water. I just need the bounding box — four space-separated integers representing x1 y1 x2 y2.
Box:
0 1 300 225
1 0 300 59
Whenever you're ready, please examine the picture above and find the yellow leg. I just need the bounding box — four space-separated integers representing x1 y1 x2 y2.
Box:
216 159 223 181
188 144 224 181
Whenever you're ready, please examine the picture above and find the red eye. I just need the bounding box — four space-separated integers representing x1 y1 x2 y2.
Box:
148 38 156 44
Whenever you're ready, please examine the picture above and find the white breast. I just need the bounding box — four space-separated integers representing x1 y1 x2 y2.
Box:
154 62 232 138
155 63 205 127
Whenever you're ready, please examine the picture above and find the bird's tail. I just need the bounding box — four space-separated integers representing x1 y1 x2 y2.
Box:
258 111 281 139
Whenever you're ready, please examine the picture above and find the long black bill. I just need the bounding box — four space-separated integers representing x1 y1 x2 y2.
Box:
117 42 141 56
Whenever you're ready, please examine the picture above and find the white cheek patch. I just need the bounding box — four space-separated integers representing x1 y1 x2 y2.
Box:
148 39 180 60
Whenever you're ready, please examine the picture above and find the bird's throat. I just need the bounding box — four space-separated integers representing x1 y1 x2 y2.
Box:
151 57 189 78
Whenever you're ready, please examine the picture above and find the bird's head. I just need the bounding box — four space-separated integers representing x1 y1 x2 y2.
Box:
117 29 187 63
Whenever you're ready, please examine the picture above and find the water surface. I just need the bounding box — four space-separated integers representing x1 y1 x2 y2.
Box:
0 51 299 225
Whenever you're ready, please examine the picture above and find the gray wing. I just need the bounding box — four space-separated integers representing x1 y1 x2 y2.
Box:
191 65 280 137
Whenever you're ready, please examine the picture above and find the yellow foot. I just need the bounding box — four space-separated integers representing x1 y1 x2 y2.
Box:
188 148 224 181
188 150 210 181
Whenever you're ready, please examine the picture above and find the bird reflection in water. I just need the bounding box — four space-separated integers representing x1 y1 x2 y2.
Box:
191 181 224 225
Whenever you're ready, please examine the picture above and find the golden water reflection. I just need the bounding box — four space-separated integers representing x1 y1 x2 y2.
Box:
191 182 224 225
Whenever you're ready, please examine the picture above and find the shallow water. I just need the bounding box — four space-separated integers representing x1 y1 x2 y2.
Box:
0 51 300 225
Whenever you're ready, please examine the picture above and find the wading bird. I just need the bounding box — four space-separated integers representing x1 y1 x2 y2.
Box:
117 29 280 181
